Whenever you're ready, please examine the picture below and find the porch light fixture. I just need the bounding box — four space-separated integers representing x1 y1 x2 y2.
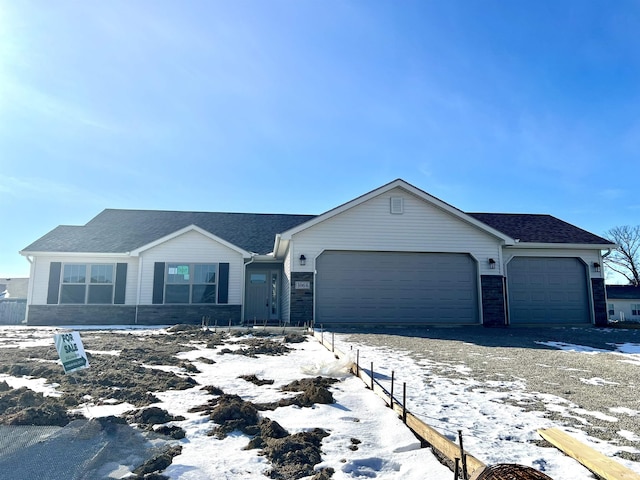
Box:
299 254 306 266
488 258 496 269
593 262 601 273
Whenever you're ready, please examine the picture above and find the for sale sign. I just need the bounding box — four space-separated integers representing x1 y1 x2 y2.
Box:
54 331 90 374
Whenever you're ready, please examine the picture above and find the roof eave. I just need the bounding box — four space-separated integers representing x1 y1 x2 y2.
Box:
505 242 616 250
19 251 129 257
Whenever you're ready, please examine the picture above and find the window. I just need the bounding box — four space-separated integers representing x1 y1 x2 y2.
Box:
632 304 640 316
608 303 615 316
60 264 114 304
165 263 217 304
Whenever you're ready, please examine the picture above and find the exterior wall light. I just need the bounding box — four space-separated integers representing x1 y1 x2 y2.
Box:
299 254 306 266
593 262 601 273
488 258 496 269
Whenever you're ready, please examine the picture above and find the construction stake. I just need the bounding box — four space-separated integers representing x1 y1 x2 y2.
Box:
458 430 468 480
390 370 395 409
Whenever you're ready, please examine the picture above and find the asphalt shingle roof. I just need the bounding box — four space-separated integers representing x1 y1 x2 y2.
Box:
22 208 613 255
467 213 613 245
606 285 640 299
22 209 316 255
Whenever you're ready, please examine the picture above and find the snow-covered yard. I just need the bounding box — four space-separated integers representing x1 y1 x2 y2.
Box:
0 325 639 480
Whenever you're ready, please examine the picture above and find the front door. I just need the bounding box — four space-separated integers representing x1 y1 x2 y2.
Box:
245 270 280 322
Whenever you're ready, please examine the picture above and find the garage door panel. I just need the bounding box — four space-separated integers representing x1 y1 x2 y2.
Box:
507 257 589 325
316 251 478 325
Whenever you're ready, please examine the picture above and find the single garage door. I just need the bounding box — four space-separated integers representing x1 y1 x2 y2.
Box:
315 251 479 325
507 257 590 325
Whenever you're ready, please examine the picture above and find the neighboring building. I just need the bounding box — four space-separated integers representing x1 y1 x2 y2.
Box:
0 278 29 324
0 278 29 299
20 179 614 327
606 285 640 323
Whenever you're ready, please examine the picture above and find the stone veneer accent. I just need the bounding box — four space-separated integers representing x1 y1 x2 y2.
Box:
28 305 136 326
591 278 608 327
27 304 241 326
481 275 507 327
290 272 314 326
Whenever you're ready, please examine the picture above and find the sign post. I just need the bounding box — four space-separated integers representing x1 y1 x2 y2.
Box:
54 331 90 374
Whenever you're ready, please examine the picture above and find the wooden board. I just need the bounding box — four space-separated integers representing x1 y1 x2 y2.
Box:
538 428 640 480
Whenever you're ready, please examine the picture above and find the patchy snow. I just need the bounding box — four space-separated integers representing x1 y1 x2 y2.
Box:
2 325 640 480
0 374 62 397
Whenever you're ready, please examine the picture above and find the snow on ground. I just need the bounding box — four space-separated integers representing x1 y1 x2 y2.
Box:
2 325 640 480
156 335 452 480
332 334 640 480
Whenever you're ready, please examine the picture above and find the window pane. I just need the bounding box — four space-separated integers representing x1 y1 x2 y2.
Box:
192 284 216 303
250 273 266 283
63 264 86 284
167 264 191 284
194 264 216 284
91 264 113 284
88 285 113 304
165 285 190 303
60 285 86 303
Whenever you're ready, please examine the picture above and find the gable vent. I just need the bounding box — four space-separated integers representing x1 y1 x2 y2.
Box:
390 196 404 214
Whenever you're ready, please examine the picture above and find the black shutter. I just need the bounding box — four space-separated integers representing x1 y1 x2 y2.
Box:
152 262 165 304
114 263 127 304
218 263 229 304
47 262 62 304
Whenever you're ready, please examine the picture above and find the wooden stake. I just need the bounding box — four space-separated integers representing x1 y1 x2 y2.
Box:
458 430 468 480
390 370 394 409
332 332 335 352
370 361 374 390
402 382 407 424
356 350 360 377
454 458 460 480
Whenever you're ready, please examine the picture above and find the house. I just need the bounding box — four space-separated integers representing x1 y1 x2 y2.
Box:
606 285 640 323
0 278 29 324
20 179 614 327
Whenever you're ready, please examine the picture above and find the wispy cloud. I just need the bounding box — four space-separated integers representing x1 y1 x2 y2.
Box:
0 176 108 206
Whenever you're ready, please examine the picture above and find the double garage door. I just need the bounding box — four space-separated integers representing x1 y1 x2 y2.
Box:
315 251 479 325
507 257 590 325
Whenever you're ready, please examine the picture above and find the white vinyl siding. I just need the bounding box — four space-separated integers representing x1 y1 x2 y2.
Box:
29 255 137 306
138 230 243 305
292 187 502 274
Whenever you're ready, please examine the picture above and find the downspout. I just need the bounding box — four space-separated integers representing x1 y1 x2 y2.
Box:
135 254 143 325
25 255 34 324
242 255 256 324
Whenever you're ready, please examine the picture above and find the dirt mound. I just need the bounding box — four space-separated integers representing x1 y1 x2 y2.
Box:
239 374 275 386
284 333 307 344
126 406 185 427
218 338 292 357
132 444 183 478
208 394 261 438
0 387 79 426
258 376 338 410
262 428 330 479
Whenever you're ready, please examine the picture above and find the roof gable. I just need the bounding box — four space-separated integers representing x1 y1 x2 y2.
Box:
279 179 514 243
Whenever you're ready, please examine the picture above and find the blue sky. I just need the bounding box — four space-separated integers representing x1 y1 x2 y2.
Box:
1 1 639 278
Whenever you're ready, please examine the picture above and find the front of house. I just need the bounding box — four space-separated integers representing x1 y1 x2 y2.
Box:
20 179 614 327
